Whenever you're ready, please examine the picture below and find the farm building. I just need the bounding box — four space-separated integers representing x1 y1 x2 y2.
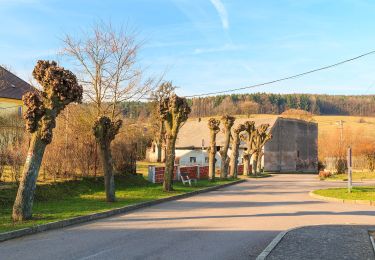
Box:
0 66 34 116
146 117 318 173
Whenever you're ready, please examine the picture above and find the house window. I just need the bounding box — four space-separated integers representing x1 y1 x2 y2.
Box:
205 157 209 163
152 144 156 153
297 150 300 158
190 157 197 163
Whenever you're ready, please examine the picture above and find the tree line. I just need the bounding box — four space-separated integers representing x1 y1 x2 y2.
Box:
120 93 375 119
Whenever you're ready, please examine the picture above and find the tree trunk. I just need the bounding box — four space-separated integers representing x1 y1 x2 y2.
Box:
258 152 263 173
98 143 116 202
208 147 216 180
230 136 240 178
208 132 216 181
156 142 162 162
220 129 231 178
253 153 259 175
243 154 250 176
157 123 164 162
12 132 47 221
163 135 176 191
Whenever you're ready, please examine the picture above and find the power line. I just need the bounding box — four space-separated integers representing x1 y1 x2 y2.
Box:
184 50 375 98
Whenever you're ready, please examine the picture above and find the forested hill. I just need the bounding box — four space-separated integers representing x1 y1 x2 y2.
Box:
121 93 375 118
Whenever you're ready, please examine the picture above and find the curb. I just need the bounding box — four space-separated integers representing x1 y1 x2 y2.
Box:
256 230 289 260
309 191 375 206
257 225 375 260
0 179 245 243
256 226 303 260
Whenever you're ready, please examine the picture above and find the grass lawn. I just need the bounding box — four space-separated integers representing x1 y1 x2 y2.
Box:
136 161 164 178
324 172 375 181
313 186 375 201
0 174 236 233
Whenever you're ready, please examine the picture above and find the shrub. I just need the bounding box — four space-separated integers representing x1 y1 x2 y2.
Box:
319 171 332 179
336 159 347 174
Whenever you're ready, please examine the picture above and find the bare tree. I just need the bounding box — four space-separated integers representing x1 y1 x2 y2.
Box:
151 81 175 162
252 124 272 175
12 60 82 221
220 115 235 178
63 22 151 202
240 121 256 176
158 93 191 191
207 118 220 180
229 123 246 178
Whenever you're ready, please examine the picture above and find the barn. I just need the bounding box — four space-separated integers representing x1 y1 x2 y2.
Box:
146 117 318 173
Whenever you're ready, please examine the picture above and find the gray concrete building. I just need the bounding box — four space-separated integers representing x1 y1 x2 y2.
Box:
146 116 318 173
264 118 318 172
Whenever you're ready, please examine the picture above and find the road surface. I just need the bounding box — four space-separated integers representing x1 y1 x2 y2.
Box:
1 174 375 260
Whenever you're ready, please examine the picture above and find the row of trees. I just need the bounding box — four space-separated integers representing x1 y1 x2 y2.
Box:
11 23 154 221
119 93 375 120
207 116 273 179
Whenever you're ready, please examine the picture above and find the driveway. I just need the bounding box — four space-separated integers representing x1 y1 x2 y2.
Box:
1 174 375 260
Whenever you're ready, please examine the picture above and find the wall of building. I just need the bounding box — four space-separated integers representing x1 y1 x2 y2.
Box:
264 118 318 173
0 97 23 117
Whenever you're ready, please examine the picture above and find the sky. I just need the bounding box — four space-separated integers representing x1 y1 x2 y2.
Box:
1 0 375 97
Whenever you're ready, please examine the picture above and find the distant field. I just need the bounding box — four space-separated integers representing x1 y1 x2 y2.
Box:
191 114 375 139
314 115 375 140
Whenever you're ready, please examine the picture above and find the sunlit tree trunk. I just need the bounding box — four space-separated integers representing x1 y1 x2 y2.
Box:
93 116 122 202
163 135 176 191
12 132 47 221
208 118 220 181
220 115 235 178
229 123 246 178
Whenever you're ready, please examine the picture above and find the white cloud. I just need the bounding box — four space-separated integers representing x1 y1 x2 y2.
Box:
209 0 229 30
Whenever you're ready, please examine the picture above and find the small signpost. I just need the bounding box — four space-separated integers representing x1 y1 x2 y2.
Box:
347 147 352 193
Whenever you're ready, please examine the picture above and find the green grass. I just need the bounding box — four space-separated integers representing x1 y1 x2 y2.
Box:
313 186 375 201
0 174 235 233
246 173 272 178
136 161 164 178
324 172 375 181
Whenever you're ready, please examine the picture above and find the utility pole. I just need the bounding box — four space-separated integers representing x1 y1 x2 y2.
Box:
347 147 352 193
336 120 345 158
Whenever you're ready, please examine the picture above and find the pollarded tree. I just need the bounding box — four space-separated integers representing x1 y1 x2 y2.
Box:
240 121 256 176
12 60 83 221
159 94 191 191
151 82 175 162
252 124 272 175
207 118 220 180
229 123 246 178
220 115 235 178
92 116 122 201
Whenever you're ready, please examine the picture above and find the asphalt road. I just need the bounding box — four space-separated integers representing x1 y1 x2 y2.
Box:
1 174 375 260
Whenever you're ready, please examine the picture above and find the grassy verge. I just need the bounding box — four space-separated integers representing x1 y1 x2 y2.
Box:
246 173 272 178
0 175 235 233
313 186 375 201
324 172 375 181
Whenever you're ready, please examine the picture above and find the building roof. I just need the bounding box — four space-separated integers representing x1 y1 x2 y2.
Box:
0 66 35 100
175 117 278 149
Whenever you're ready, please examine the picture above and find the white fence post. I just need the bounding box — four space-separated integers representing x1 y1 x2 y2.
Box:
148 165 155 183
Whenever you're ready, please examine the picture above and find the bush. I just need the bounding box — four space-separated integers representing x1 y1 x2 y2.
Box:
319 171 332 179
336 159 347 174
318 161 325 171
